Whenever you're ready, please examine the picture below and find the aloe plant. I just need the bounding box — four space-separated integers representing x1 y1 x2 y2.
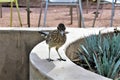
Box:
77 32 120 79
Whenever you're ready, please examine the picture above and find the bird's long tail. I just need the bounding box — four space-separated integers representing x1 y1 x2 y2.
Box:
39 31 48 36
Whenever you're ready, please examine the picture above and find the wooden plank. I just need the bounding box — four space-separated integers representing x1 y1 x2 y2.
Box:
0 4 2 18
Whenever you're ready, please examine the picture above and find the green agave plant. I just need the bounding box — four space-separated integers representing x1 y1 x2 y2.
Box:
77 31 120 79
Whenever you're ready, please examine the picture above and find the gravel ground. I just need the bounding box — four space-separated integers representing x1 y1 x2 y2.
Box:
0 4 120 28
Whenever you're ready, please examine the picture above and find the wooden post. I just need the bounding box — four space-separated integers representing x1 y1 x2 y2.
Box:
78 13 81 27
70 6 73 25
38 0 43 27
27 0 30 27
0 4 2 18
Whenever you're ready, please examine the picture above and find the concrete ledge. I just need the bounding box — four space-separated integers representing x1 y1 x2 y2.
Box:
0 27 114 80
30 27 115 80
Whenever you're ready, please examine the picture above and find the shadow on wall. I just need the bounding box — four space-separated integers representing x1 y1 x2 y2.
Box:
0 30 44 80
30 52 55 73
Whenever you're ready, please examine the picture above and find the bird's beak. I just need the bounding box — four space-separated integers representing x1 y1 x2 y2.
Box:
65 31 69 34
60 31 69 36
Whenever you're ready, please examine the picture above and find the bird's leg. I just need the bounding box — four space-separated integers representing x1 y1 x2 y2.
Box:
47 47 54 62
56 47 66 61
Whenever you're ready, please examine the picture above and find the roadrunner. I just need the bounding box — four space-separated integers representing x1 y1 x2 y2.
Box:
39 23 68 61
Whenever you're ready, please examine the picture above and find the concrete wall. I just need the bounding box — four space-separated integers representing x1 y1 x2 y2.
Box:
0 27 114 80
0 28 44 80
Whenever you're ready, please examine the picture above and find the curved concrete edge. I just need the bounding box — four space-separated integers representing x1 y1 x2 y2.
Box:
30 27 116 80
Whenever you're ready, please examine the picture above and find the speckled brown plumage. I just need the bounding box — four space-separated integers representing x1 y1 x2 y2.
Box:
39 23 67 61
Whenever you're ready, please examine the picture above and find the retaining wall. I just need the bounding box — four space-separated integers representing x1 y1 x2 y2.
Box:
0 28 44 80
0 27 115 80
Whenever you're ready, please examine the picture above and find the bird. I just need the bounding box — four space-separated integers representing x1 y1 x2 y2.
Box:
39 23 68 62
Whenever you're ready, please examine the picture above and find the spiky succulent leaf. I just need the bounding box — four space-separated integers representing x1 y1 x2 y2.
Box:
77 32 120 79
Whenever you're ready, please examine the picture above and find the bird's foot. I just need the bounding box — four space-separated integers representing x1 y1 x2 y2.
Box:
58 58 66 61
46 58 54 62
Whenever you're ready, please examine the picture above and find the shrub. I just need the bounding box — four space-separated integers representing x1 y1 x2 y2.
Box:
77 32 120 79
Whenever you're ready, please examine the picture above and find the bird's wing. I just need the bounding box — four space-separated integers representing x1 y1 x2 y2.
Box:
46 30 58 44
